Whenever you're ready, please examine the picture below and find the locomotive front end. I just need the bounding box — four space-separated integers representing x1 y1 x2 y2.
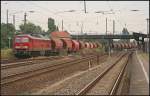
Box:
13 35 31 57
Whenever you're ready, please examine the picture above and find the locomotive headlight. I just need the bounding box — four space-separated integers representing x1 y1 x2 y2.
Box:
15 46 20 48
23 46 28 48
15 46 28 49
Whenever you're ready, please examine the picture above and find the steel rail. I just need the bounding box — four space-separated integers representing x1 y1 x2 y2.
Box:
109 52 131 95
1 55 99 85
1 56 61 64
76 52 127 95
1 54 98 79
1 56 64 69
1 54 99 70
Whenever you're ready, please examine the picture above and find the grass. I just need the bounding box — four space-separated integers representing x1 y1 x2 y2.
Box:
78 47 104 56
95 47 105 53
1 48 15 59
142 53 149 60
0 48 105 60
138 51 149 61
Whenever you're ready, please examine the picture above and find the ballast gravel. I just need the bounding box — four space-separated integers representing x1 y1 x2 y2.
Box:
32 53 123 95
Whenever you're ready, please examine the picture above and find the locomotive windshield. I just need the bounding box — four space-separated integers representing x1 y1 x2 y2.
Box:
15 37 29 43
15 38 21 43
22 38 29 42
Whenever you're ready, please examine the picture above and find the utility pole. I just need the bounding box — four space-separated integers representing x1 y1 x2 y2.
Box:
146 18 149 53
8 37 11 48
62 20 63 31
106 17 107 35
6 9 8 34
23 11 34 33
81 22 83 35
6 9 9 48
83 0 86 41
6 9 8 24
113 20 115 35
24 12 27 33
13 15 15 27
105 17 110 56
84 0 87 13
12 15 15 37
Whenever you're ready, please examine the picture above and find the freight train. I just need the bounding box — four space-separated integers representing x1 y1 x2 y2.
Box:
13 32 102 58
111 42 138 49
13 31 137 58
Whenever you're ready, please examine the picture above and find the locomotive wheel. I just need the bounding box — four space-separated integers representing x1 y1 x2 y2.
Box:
14 51 30 58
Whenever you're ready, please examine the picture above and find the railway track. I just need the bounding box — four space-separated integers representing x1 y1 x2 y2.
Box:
28 51 126 95
1 56 62 64
1 54 102 85
1 53 107 71
1 51 102 64
76 52 131 95
1 56 65 69
1 52 122 95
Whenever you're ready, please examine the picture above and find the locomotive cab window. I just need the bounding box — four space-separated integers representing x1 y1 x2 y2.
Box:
22 38 29 42
15 38 21 43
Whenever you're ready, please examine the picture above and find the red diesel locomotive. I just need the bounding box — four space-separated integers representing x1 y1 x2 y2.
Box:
13 34 51 57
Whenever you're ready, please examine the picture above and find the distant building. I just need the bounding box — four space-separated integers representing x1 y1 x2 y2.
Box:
120 27 130 43
122 27 129 35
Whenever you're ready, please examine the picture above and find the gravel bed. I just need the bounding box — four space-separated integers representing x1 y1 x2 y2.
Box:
1 54 99 95
1 56 75 78
1 52 122 95
86 55 128 95
1 56 62 64
31 53 124 95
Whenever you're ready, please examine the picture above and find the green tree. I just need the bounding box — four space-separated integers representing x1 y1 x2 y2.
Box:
33 25 42 33
19 22 42 34
1 23 15 48
47 18 57 33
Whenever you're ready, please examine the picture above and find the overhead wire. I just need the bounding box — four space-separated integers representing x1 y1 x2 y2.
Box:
1 1 73 31
107 1 123 26
12 2 58 31
27 1 80 21
27 1 79 31
20 2 59 31
24 1 101 33
106 1 126 33
28 1 88 33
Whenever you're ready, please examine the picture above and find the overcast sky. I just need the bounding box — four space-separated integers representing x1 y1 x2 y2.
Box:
1 1 149 35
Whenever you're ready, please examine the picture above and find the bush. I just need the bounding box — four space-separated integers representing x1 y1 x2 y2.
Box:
1 48 15 59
